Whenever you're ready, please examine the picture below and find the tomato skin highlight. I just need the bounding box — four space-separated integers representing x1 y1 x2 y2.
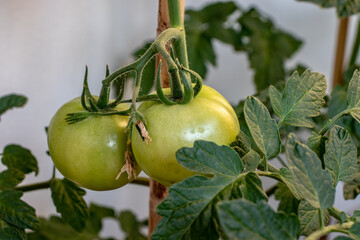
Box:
131 85 240 186
47 97 138 191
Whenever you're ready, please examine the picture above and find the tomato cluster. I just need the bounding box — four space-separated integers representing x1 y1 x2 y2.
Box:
47 85 239 190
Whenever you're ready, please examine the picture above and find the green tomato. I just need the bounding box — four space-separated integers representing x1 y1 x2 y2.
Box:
131 85 240 186
47 97 139 191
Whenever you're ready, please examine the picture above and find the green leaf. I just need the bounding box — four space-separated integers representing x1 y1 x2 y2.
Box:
269 85 283 118
298 199 330 236
0 94 27 116
285 133 335 209
241 150 261 172
0 169 25 190
50 179 88 232
230 130 252 158
86 203 115 235
217 199 299 240
347 69 360 109
244 96 281 159
298 0 360 17
328 85 347 118
350 222 360 238
324 125 358 186
239 172 268 203
0 190 39 230
185 2 239 79
277 70 327 128
274 183 300 214
239 8 302 91
133 42 155 96
278 168 303 200
27 216 100 240
2 144 38 175
119 210 147 240
185 28 216 79
346 70 360 123
0 219 27 240
307 131 327 162
343 172 360 200
151 141 244 240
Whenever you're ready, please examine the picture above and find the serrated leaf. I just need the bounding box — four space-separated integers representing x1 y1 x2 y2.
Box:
279 70 327 128
185 2 239 79
244 96 281 159
0 94 27 116
50 179 88 232
274 183 300 214
285 133 335 209
217 199 299 240
297 0 360 17
239 172 268 203
2 144 38 175
0 190 39 230
151 141 244 240
239 8 302 91
269 85 283 117
242 150 261 172
119 210 147 240
0 169 25 190
0 219 27 240
298 199 330 236
324 125 358 186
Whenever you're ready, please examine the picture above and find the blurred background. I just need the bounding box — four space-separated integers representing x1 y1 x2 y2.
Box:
0 0 358 238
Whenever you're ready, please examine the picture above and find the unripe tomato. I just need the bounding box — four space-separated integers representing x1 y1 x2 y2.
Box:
47 97 139 191
131 85 240 186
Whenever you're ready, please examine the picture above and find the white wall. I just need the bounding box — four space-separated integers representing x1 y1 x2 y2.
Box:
0 0 357 238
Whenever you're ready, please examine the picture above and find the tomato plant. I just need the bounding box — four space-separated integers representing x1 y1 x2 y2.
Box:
131 85 240 186
47 97 139 191
4 1 360 240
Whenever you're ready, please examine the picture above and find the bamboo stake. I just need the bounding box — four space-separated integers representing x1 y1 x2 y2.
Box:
148 0 185 238
332 17 349 88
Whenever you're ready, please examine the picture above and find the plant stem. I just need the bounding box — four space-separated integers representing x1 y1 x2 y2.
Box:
277 156 288 168
349 17 360 67
167 0 188 69
305 222 353 240
15 179 53 192
328 206 351 222
318 110 347 136
14 176 150 192
132 177 150 187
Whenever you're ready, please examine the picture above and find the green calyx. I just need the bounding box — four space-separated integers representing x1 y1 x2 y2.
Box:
65 27 203 125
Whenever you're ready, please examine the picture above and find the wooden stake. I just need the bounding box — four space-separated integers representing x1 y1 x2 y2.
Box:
332 17 349 88
148 0 185 238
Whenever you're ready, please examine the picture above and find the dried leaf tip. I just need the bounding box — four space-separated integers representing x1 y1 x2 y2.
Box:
116 150 137 180
137 121 152 144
